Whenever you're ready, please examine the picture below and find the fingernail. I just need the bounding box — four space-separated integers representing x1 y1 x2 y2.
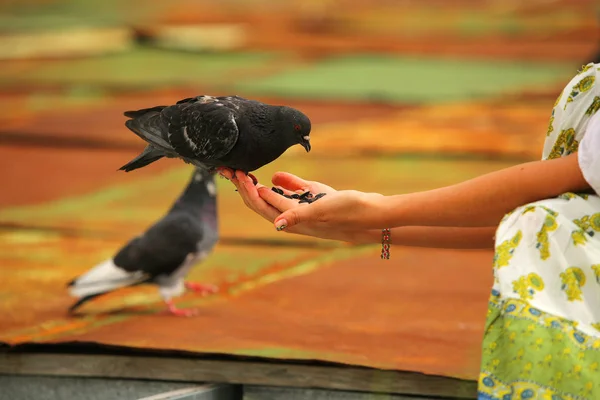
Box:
275 219 287 231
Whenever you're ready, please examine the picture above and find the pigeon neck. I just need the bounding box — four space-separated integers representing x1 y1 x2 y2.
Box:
169 170 217 216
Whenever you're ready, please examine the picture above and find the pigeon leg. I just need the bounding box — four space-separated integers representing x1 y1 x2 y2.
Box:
185 282 219 296
215 167 234 181
164 299 198 317
246 172 258 186
225 169 257 190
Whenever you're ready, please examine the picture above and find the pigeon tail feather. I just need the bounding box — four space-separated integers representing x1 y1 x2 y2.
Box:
124 117 172 151
119 145 164 172
68 259 147 301
124 105 166 119
68 293 104 313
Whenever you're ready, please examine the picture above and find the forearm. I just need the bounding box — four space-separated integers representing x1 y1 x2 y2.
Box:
381 153 589 228
349 226 497 249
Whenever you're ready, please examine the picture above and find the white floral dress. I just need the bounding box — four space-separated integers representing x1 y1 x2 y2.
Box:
479 63 600 399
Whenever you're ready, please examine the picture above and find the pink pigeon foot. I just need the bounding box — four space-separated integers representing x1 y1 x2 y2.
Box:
165 299 198 317
216 167 230 179
215 168 256 186
185 282 219 296
246 172 258 186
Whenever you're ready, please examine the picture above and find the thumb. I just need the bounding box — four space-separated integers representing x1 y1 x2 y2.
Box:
274 208 310 231
271 171 310 192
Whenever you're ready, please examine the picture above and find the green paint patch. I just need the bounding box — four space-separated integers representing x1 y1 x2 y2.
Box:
236 55 573 104
12 268 68 281
0 166 191 226
0 47 281 89
0 313 132 344
194 247 314 283
0 231 58 244
349 6 587 38
228 346 345 361
0 0 158 33
23 90 110 113
220 245 375 298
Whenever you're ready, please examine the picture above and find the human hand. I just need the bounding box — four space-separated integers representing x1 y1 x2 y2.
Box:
224 170 386 231
220 169 368 243
270 189 387 231
265 170 337 199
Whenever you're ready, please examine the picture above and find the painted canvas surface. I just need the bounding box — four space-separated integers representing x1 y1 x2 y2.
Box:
1 0 597 381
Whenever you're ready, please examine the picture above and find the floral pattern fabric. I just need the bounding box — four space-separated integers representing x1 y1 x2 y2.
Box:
479 63 600 399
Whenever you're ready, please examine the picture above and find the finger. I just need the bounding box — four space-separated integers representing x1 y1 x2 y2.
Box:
237 182 280 221
235 171 258 202
256 202 280 222
217 167 234 180
258 186 307 212
234 173 279 216
229 173 242 191
271 172 311 192
274 204 317 231
230 171 254 201
235 170 254 186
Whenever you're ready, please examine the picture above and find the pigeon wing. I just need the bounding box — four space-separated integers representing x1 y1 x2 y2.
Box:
162 97 240 161
176 95 248 106
114 216 203 278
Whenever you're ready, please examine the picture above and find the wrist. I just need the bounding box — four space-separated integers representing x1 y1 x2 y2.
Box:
344 229 379 244
369 193 403 228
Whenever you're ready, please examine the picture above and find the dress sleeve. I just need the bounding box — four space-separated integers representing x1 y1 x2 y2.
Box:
579 111 600 195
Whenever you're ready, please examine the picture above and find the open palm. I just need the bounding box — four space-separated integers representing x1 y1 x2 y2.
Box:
223 170 362 242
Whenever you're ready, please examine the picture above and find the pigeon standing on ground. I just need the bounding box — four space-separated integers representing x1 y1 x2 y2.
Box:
67 168 220 317
118 95 312 184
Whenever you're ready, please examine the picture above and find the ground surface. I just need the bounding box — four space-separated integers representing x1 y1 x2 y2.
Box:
0 0 597 383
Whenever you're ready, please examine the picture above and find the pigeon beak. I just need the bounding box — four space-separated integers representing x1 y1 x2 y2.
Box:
301 136 311 152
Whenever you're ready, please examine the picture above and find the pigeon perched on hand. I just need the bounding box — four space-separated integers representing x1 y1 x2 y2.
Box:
119 95 312 184
67 168 220 317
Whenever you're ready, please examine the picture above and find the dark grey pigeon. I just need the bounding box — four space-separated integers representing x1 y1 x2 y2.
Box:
119 95 312 182
67 168 219 317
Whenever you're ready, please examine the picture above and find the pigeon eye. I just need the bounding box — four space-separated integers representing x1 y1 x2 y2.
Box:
294 124 301 131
